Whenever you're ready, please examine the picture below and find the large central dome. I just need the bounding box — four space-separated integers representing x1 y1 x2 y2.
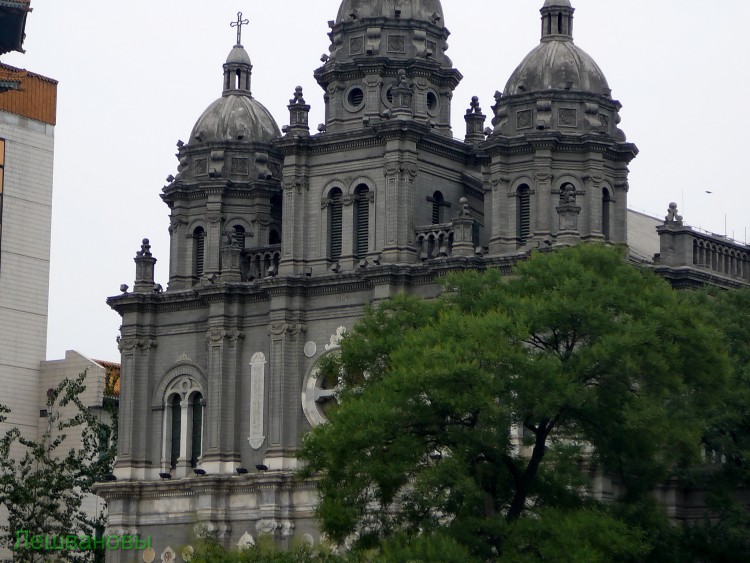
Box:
336 0 444 23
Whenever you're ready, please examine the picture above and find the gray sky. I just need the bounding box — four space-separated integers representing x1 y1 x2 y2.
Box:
5 0 750 362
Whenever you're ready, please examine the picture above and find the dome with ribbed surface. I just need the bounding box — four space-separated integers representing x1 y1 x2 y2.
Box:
503 40 609 97
189 95 280 145
336 0 443 23
503 0 609 97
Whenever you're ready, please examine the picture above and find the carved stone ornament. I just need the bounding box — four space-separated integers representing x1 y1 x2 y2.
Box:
281 521 296 538
142 547 156 562
256 519 279 536
238 531 255 550
325 326 347 350
181 546 195 562
160 547 176 563
269 322 306 337
206 328 228 342
118 337 157 353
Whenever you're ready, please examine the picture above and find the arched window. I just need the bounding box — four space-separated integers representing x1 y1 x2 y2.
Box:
269 228 281 245
189 392 203 468
354 185 369 260
193 227 205 277
329 188 343 260
232 225 245 249
161 375 205 476
517 185 531 242
169 394 181 470
602 188 612 241
432 191 445 224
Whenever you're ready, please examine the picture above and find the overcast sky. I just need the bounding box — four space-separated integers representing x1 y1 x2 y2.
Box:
5 0 749 362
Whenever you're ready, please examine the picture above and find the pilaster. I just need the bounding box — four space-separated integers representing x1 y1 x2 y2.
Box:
265 321 306 470
205 201 223 277
113 336 157 481
381 156 418 263
201 326 244 474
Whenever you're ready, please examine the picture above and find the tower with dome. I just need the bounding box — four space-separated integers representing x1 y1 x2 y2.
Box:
96 1 748 559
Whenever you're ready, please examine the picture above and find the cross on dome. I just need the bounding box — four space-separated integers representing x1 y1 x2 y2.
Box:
230 11 249 46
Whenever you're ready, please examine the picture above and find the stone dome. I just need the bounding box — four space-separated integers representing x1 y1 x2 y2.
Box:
225 44 251 66
189 95 280 145
502 1 610 97
336 0 444 23
503 40 610 97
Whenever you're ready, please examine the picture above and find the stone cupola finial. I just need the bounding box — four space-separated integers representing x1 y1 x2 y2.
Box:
540 0 574 41
284 86 311 136
223 13 253 97
664 202 684 226
133 238 157 293
464 96 486 144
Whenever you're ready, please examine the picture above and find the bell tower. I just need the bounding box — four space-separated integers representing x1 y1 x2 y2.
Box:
314 0 461 136
485 0 638 253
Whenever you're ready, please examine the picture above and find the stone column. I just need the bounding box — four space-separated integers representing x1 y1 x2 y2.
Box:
533 169 552 240
265 321 306 470
279 174 308 275
382 160 418 263
168 215 188 290
201 327 244 474
488 175 513 254
205 203 223 277
113 336 156 481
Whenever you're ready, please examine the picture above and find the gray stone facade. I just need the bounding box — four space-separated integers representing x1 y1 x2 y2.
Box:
95 2 749 561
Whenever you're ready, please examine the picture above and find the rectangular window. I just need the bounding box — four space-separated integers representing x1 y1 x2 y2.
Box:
0 139 5 272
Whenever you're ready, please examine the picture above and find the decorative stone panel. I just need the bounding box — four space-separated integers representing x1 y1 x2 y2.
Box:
516 110 532 129
387 35 406 53
349 36 364 55
558 108 577 127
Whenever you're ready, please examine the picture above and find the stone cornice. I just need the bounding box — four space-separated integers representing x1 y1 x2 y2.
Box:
314 57 462 90
93 471 317 501
482 132 638 162
498 89 623 111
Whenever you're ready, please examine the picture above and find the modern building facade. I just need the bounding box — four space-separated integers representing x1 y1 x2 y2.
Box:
0 1 57 558
0 0 56 452
96 1 749 561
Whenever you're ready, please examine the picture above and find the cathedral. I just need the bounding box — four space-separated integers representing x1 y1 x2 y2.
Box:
96 1 748 561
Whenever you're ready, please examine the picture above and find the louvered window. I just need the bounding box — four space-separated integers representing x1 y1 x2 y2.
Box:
432 191 444 224
517 185 530 241
329 188 343 260
170 395 181 470
602 188 612 241
355 186 369 259
190 393 203 468
194 227 205 277
233 225 245 249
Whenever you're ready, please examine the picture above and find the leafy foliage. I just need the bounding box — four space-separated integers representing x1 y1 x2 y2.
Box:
300 244 731 557
0 371 117 562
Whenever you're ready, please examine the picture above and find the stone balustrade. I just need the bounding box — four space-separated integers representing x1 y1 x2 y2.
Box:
415 208 478 261
245 245 281 280
656 222 750 284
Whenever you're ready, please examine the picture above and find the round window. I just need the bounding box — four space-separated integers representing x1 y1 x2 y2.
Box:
426 91 439 116
344 86 365 112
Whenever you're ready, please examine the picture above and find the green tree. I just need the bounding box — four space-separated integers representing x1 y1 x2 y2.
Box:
300 244 730 558
680 287 750 561
0 371 117 562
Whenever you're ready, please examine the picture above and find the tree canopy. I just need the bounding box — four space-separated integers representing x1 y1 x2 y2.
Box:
300 244 735 559
0 371 117 562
